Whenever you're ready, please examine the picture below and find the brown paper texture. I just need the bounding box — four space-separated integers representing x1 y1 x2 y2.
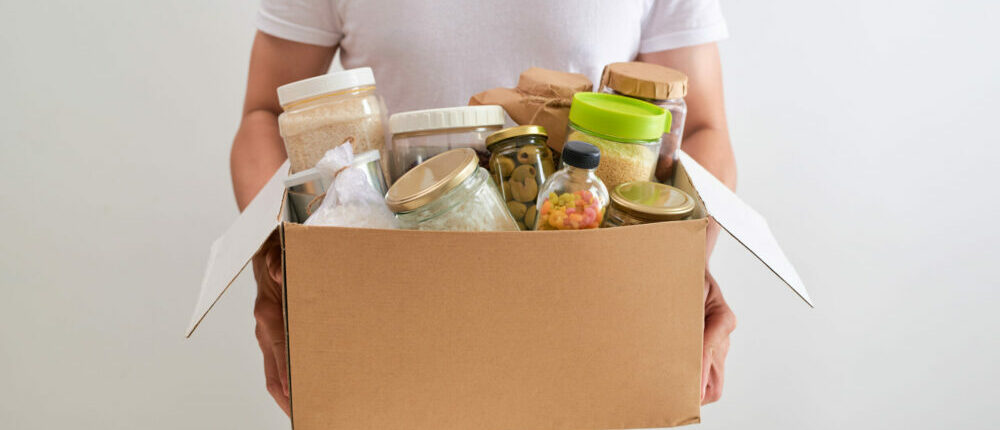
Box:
470 68 593 153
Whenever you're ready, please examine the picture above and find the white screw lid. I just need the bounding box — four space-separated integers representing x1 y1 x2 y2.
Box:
277 67 376 107
389 105 506 135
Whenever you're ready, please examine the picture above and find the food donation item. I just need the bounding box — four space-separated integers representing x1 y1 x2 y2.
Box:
277 67 388 173
599 62 689 183
470 67 593 154
387 105 505 182
566 92 670 191
297 142 398 229
534 141 609 230
385 148 518 232
485 126 556 230
284 140 390 223
603 181 695 227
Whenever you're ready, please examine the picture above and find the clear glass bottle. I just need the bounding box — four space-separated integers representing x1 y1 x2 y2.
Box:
387 105 505 182
277 67 388 173
534 141 610 230
602 181 695 227
385 148 518 232
485 125 556 230
599 62 688 183
565 92 669 192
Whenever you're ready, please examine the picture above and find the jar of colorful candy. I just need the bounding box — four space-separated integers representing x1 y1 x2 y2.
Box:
533 141 609 230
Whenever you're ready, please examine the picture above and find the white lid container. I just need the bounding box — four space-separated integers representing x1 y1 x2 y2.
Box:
277 67 377 107
389 105 506 135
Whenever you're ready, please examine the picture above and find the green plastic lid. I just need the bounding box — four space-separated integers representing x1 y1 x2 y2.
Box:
568 92 671 142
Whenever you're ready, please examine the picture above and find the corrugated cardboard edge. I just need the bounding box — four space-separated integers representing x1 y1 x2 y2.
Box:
185 160 291 337
677 150 814 307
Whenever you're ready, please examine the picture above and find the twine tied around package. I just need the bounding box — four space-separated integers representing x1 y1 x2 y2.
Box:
305 137 356 216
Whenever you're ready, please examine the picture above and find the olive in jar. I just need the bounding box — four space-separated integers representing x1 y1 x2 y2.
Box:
485 125 555 230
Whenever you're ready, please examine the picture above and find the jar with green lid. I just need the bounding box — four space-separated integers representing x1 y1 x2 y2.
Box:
485 125 556 230
535 141 609 230
385 148 518 232
599 62 688 183
566 92 671 191
603 181 695 227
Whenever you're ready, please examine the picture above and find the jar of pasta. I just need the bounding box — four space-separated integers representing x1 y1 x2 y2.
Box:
603 181 695 227
599 62 688 183
385 148 518 231
566 92 670 191
485 125 556 230
277 67 388 173
387 105 505 182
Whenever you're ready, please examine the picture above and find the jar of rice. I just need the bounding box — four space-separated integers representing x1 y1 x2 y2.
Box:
565 92 671 191
277 67 388 173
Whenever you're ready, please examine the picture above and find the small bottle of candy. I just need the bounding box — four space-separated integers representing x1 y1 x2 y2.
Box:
534 141 610 230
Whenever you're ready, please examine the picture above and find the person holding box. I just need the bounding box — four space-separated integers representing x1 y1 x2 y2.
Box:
232 0 737 415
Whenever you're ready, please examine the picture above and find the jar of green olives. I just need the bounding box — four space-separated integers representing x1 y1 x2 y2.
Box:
603 181 695 227
485 125 556 230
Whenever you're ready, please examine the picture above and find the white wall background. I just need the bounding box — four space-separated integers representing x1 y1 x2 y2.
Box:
1 1 998 429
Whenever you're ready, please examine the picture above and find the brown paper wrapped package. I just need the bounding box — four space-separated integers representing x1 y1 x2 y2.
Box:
469 68 592 153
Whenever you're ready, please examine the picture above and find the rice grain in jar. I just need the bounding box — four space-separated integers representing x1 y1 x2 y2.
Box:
599 62 688 183
603 181 695 227
277 67 388 173
386 148 518 232
566 92 670 191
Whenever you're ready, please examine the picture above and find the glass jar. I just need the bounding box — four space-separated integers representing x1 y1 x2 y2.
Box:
599 62 688 183
534 141 610 230
385 148 518 231
277 67 388 173
387 105 505 182
485 125 556 230
603 181 695 227
565 92 669 191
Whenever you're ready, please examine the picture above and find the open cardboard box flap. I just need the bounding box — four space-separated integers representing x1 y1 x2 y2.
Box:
186 152 811 337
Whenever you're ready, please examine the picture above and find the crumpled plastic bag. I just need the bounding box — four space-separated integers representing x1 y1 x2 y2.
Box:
304 142 398 229
469 67 593 154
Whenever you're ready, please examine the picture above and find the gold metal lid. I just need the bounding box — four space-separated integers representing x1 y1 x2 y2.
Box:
385 148 479 212
485 125 548 149
600 62 688 100
610 181 695 221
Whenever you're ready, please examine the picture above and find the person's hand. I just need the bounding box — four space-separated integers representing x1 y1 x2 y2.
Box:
701 269 736 405
251 232 290 415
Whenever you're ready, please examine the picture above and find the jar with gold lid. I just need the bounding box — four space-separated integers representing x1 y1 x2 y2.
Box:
385 148 518 231
599 62 688 183
485 125 556 230
603 181 695 227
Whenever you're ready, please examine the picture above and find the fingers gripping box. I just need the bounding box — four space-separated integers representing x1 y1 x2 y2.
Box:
187 151 811 430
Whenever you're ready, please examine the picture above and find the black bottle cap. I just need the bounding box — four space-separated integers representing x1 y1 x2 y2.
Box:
561 140 601 170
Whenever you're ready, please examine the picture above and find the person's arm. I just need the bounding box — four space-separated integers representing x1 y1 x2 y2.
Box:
637 42 738 405
232 31 336 210
234 31 336 415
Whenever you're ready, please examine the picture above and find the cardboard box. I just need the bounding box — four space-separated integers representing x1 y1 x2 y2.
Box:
187 150 811 429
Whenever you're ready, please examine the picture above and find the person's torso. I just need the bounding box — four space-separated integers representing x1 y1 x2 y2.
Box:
334 0 653 113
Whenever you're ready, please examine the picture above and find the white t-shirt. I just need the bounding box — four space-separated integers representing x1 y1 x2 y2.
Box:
257 0 728 114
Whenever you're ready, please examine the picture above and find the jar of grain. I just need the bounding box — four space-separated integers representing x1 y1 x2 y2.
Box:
602 181 695 227
387 105 505 182
566 92 670 191
385 148 518 232
599 62 688 183
485 125 556 230
277 67 388 173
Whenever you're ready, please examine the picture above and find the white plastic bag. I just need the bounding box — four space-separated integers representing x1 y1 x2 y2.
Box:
303 142 398 229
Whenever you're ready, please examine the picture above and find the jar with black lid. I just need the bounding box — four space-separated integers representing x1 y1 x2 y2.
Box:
485 125 556 230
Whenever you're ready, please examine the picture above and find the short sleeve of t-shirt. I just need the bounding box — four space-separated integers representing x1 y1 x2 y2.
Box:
256 0 342 47
639 0 728 53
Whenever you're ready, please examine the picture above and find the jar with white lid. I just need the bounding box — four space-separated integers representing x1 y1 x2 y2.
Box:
599 62 688 183
387 105 505 182
385 148 518 232
277 67 388 173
